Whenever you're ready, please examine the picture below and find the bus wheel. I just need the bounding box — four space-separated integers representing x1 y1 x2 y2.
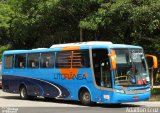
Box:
20 86 29 100
79 89 91 106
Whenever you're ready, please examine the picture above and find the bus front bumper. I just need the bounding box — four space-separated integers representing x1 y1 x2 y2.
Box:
102 91 150 104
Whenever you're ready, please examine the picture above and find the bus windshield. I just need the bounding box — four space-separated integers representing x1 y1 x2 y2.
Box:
113 48 149 86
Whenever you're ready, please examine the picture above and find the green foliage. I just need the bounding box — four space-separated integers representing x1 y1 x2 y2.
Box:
0 0 159 59
151 88 160 95
1 0 100 49
80 0 160 56
0 44 11 61
0 3 13 28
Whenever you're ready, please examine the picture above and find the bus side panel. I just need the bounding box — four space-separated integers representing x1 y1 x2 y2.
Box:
2 75 70 98
54 68 103 103
2 75 11 92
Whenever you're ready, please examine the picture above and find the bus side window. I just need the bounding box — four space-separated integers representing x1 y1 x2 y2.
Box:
27 53 40 68
40 52 54 68
56 50 90 68
56 51 72 68
45 61 49 67
31 62 36 68
72 50 90 68
4 55 14 68
15 54 26 68
19 62 25 68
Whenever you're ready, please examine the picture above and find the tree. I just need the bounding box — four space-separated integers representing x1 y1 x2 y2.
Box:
0 44 11 61
0 1 14 45
5 0 99 48
80 0 160 55
0 0 160 59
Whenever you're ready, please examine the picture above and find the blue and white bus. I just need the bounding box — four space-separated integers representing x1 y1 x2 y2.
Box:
2 41 155 105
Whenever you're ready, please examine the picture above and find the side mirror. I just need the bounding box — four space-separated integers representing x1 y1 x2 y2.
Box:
145 54 158 68
109 50 116 70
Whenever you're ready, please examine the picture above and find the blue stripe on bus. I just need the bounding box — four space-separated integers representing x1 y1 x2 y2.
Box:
2 75 70 98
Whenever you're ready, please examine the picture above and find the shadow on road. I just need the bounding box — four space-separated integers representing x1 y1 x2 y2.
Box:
0 95 20 99
0 94 142 108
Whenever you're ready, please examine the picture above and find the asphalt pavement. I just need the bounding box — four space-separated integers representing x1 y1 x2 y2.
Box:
0 89 160 113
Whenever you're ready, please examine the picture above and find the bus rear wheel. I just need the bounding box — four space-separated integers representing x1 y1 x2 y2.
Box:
20 86 29 100
79 89 91 106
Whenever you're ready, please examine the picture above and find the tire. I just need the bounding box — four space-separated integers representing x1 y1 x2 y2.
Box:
20 86 29 100
79 89 91 106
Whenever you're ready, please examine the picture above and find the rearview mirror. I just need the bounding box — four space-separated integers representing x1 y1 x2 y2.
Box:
145 54 158 68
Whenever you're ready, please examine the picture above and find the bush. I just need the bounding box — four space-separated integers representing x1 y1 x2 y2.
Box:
151 89 160 95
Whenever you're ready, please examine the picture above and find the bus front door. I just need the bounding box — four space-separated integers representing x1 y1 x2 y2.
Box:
92 49 112 103
100 60 112 102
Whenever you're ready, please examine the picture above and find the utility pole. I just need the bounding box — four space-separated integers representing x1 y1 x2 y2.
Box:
80 28 83 42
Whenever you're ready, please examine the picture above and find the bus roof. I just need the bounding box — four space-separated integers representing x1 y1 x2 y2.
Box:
50 41 113 48
3 41 142 55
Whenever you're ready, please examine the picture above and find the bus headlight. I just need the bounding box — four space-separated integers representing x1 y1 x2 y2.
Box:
146 88 151 92
115 89 125 94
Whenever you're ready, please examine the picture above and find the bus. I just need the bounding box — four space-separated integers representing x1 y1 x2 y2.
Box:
2 41 156 105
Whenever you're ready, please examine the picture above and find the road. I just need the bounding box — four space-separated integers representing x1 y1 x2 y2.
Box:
0 89 160 113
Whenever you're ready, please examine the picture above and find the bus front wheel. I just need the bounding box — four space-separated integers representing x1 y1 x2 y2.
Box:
20 86 29 100
79 89 91 106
